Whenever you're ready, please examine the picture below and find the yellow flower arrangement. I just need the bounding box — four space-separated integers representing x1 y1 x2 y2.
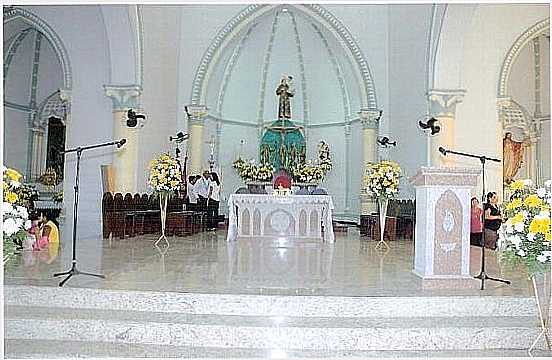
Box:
363 161 401 200
5 191 18 204
510 179 525 191
148 153 182 195
3 166 32 258
510 211 524 225
524 194 542 208
506 197 522 211
501 179 552 275
5 168 21 182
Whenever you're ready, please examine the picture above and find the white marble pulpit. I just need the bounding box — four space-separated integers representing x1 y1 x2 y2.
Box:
226 194 335 243
410 167 480 287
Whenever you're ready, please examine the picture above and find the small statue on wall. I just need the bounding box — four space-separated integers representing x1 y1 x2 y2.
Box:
276 75 295 119
503 132 525 184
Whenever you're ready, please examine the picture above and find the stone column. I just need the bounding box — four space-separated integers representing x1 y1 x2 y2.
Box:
104 85 143 193
359 109 380 215
186 105 208 175
427 89 466 167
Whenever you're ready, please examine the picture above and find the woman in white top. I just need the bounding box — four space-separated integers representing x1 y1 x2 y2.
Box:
207 172 221 230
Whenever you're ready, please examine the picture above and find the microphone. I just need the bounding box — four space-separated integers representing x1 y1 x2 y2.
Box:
438 146 447 156
117 138 127 148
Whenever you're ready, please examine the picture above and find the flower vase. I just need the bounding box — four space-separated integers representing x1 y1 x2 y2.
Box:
155 192 169 246
528 272 551 354
376 198 389 249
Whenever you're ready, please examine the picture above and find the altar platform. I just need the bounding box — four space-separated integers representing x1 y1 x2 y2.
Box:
6 230 549 358
4 230 531 297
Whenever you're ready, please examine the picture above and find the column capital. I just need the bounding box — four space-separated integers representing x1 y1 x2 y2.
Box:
104 84 142 111
358 108 381 129
427 89 466 117
186 105 208 125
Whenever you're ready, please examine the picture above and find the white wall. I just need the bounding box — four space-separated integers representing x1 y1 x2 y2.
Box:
3 109 29 173
452 4 548 198
387 4 433 199
22 6 113 245
138 5 182 192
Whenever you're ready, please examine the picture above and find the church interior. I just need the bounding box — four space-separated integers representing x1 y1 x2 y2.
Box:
3 3 552 358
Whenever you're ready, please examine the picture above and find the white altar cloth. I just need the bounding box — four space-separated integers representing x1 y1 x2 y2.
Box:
226 194 335 243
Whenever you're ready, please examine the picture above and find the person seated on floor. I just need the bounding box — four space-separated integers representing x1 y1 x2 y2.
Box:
33 209 59 251
25 211 40 251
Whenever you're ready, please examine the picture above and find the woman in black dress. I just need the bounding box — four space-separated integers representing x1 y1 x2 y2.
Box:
483 192 502 250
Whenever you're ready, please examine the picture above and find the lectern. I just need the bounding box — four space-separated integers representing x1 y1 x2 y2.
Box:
410 167 480 288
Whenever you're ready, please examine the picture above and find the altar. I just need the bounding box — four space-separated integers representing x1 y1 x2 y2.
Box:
226 194 335 243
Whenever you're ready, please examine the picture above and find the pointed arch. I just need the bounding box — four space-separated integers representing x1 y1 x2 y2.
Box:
190 4 377 110
4 6 72 90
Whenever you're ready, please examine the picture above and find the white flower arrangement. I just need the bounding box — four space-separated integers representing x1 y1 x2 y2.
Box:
148 153 182 196
233 158 274 182
363 161 401 200
500 179 551 276
290 163 326 184
3 166 31 257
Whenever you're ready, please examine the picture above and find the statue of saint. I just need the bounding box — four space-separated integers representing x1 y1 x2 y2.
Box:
503 132 525 184
276 75 294 119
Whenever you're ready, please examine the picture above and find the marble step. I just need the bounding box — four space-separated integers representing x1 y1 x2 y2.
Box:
4 285 538 318
5 339 547 359
5 306 544 351
4 305 541 329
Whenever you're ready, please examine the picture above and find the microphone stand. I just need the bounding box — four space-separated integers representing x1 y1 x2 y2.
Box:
439 147 510 290
53 139 124 287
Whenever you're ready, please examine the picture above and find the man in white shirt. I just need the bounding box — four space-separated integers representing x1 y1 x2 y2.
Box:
186 175 199 211
194 170 211 212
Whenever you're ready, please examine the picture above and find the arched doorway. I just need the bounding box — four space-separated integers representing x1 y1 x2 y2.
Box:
4 8 71 187
497 18 550 191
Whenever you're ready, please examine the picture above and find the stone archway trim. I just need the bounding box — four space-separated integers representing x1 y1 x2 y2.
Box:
498 17 549 97
4 6 72 90
190 4 377 110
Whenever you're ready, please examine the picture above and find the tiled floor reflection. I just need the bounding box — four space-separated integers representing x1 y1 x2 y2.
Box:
4 229 531 296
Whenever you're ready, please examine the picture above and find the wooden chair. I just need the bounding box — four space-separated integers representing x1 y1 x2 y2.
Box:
102 192 114 239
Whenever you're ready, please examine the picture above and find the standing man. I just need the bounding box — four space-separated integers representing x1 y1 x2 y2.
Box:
186 175 199 211
195 170 211 213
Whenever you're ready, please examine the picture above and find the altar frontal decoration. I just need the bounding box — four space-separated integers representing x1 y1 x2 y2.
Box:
148 153 182 246
500 179 551 276
363 160 401 249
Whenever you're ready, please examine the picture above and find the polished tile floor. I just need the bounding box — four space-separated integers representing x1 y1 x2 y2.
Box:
4 229 531 296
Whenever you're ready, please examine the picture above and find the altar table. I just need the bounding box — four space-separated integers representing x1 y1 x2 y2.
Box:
226 194 335 243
